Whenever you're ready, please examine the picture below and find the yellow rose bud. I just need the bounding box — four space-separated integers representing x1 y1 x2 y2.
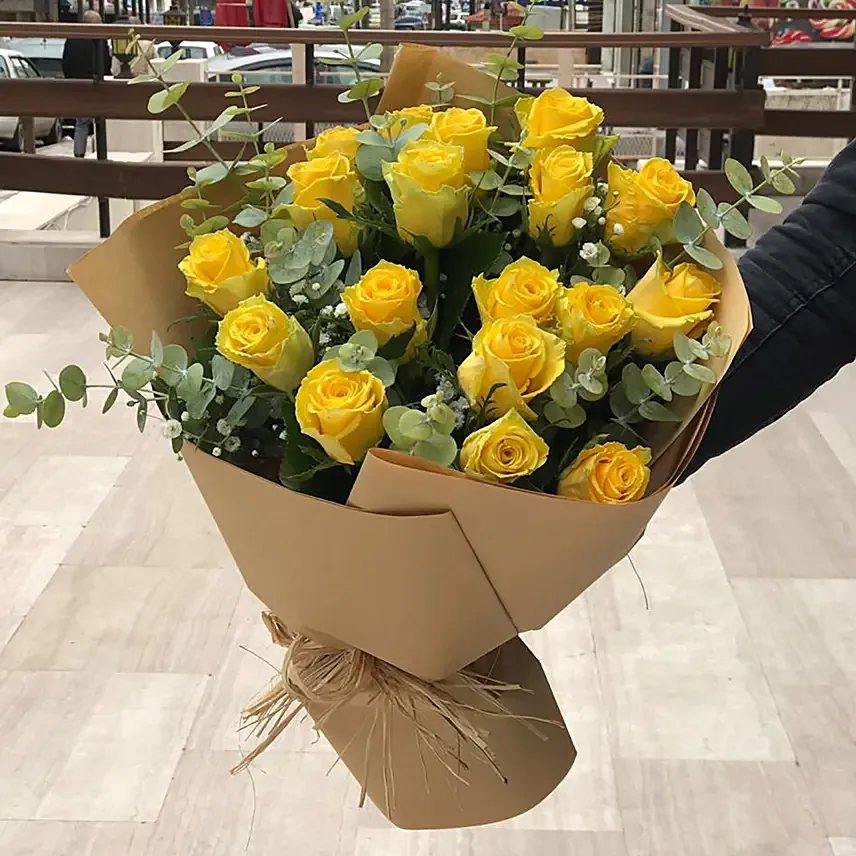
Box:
179 229 269 316
558 442 652 504
382 139 469 248
425 107 496 174
295 360 387 464
556 281 635 363
528 147 594 247
216 295 313 393
627 254 720 356
460 408 549 484
458 315 565 421
284 153 361 256
307 126 362 162
342 260 427 361
514 89 604 151
606 159 696 254
472 256 562 325
388 105 435 138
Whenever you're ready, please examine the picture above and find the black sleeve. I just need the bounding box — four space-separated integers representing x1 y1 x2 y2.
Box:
682 139 856 481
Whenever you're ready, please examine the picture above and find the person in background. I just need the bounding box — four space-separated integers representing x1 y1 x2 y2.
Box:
684 138 856 480
124 15 157 77
61 9 111 158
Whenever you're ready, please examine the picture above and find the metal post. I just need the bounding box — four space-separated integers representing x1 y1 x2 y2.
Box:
93 38 111 238
664 17 681 164
517 45 526 92
305 43 315 140
707 46 729 170
726 43 760 248
684 46 702 170
21 117 36 154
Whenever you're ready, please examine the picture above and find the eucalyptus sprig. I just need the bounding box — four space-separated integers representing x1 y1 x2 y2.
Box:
323 330 399 387
319 8 385 124
543 348 608 429
609 323 732 427
383 392 458 466
672 152 805 270
462 0 545 124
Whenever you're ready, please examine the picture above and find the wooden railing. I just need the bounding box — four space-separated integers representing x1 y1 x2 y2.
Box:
0 9 852 239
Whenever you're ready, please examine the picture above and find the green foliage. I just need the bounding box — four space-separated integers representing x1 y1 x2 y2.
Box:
325 330 398 387
58 365 87 403
5 381 39 415
383 394 458 466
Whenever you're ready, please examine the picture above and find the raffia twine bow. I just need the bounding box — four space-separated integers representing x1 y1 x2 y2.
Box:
232 612 553 810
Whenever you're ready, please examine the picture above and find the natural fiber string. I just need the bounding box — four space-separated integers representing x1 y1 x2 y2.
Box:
232 611 555 811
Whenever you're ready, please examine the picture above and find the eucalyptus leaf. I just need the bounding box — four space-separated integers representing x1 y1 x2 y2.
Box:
725 158 753 196
5 381 39 415
696 188 719 230
683 362 717 384
58 365 87 402
344 249 362 286
470 169 503 191
376 325 416 361
549 373 577 409
150 331 164 367
673 331 696 364
383 406 413 448
226 394 255 427
509 23 544 39
41 390 65 429
746 194 782 214
413 433 458 467
622 363 649 406
194 162 230 187
684 244 723 270
718 205 752 240
339 6 369 29
641 364 672 402
673 201 703 245
771 171 796 195
638 399 681 423
233 205 268 228
102 386 119 414
122 358 154 391
399 409 433 442
760 154 771 180
157 343 189 387
355 143 395 182
211 354 235 391
176 362 204 399
367 357 396 387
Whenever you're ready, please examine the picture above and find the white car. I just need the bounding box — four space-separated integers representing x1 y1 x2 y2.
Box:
0 48 62 150
155 41 225 62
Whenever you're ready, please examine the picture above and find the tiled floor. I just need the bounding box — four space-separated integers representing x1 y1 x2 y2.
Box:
1 279 854 854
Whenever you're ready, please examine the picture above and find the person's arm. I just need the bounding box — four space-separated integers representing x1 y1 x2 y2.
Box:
682 139 856 480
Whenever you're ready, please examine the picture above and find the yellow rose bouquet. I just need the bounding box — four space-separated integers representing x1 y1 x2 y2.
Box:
6 5 798 831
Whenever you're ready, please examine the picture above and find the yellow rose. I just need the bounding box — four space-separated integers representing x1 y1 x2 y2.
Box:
284 153 361 256
387 105 434 138
307 126 362 162
460 408 549 484
528 147 593 247
515 89 604 151
216 295 313 392
179 229 268 316
425 107 496 174
342 260 426 360
382 139 469 248
458 315 565 421
606 159 696 254
627 254 720 356
558 442 652 504
556 281 635 363
472 256 562 325
295 360 387 464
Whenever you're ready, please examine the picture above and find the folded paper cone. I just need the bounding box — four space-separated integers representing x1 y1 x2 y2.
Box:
69 46 751 687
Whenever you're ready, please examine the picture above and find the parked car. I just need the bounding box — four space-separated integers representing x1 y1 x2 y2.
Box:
155 41 226 61
207 47 381 85
0 37 65 78
0 49 62 150
395 14 426 29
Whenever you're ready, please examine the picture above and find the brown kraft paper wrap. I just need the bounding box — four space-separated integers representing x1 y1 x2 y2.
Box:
67 43 752 828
